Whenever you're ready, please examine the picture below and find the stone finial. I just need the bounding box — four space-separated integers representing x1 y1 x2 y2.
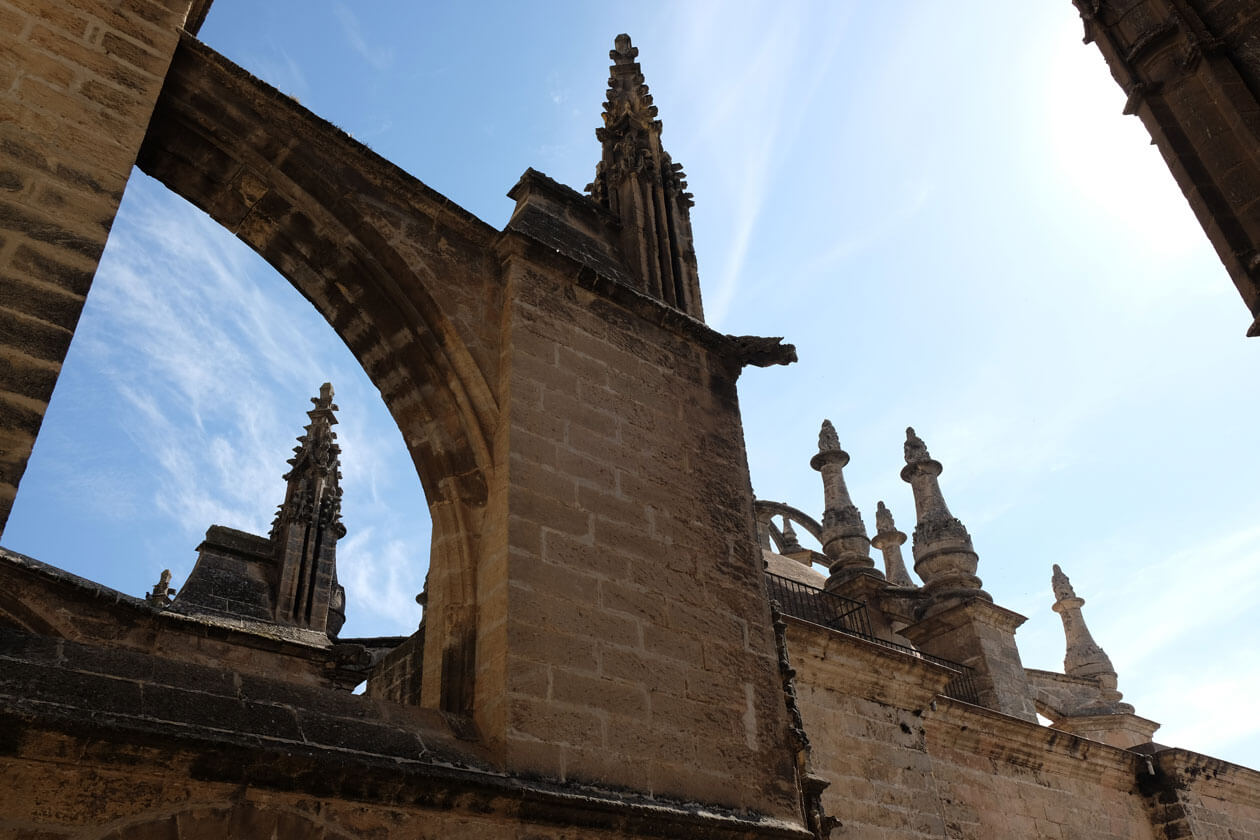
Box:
1051 563 1076 602
586 33 703 317
1051 565 1122 705
875 500 895 533
146 569 175 607
904 426 931 465
611 33 638 64
818 419 841 454
870 501 915 588
899 427 986 610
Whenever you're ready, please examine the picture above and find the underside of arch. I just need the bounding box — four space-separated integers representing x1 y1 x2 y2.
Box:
135 34 507 716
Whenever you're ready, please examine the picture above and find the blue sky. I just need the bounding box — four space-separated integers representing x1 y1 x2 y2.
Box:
3 2 1258 769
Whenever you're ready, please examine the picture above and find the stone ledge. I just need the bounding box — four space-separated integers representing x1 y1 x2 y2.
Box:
1146 748 1260 809
928 694 1145 786
785 616 954 709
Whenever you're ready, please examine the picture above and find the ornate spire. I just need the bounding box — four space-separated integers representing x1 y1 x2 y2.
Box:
809 420 878 587
1051 565 1121 700
899 427 987 607
271 383 348 635
870 501 915 588
586 34 703 318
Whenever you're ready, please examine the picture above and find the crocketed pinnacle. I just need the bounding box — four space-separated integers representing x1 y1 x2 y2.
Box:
586 34 703 317
270 383 347 635
871 501 915 588
809 419 877 586
272 382 344 537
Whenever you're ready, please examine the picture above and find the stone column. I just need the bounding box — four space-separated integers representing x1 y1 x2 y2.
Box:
809 420 879 590
897 428 1036 721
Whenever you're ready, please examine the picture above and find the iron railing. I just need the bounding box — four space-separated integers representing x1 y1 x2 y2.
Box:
765 571 872 636
765 571 980 705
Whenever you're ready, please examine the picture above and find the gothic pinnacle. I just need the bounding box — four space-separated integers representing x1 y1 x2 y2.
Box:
1051 565 1120 699
779 517 804 554
870 501 915 587
809 420 877 586
586 33 702 316
899 427 986 605
271 383 348 635
274 383 345 539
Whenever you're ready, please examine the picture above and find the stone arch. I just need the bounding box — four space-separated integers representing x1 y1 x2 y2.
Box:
133 35 506 716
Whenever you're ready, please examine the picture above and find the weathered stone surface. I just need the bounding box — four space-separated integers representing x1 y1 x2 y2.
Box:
1 6 1258 839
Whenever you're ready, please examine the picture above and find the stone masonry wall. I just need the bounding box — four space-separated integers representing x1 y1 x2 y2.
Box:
1142 749 1260 839
925 702 1157 839
786 619 955 838
0 627 808 840
486 249 800 817
0 0 200 534
789 620 1161 839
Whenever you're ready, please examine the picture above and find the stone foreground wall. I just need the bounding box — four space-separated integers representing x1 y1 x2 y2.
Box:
0 0 203 532
788 619 1258 839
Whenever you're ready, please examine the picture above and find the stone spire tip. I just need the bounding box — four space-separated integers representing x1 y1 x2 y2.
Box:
875 500 894 532
1052 564 1076 602
612 33 637 64
310 381 339 418
818 419 840 453
904 427 930 464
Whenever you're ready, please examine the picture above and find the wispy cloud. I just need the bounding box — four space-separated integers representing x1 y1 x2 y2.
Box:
333 3 394 72
51 173 431 635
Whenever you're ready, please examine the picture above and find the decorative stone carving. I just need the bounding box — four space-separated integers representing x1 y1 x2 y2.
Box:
271 383 347 635
585 34 703 317
899 427 986 609
809 420 878 588
870 501 915 588
1051 564 1123 705
145 569 176 607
